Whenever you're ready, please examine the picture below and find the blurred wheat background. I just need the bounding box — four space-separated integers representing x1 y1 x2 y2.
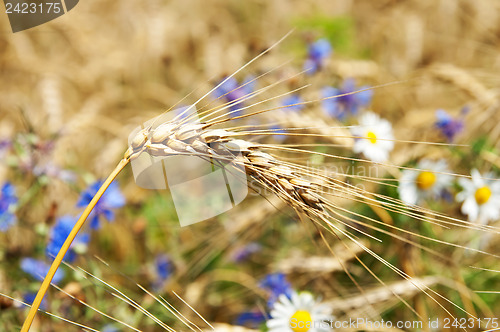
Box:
1 0 500 331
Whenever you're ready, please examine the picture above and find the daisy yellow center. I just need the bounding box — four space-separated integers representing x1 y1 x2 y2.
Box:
416 171 436 190
289 310 312 332
366 131 377 144
474 186 491 205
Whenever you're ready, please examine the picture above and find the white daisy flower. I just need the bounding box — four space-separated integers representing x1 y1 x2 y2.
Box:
398 159 453 205
351 111 394 162
267 291 332 332
456 169 500 224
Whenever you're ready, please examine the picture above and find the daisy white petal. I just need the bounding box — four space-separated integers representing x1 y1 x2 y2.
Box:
351 111 394 162
456 169 500 224
398 159 453 205
461 197 478 221
266 291 333 332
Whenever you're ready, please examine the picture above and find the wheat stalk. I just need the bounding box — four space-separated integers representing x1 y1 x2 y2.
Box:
20 38 500 330
20 32 293 331
20 158 130 331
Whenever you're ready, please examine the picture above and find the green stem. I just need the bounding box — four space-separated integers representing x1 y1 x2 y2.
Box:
21 157 130 332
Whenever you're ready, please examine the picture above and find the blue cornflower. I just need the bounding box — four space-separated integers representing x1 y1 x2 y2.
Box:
155 254 173 281
0 182 17 232
259 273 293 307
152 254 173 291
236 310 266 328
46 215 90 262
231 242 262 262
322 78 373 119
304 38 332 74
270 94 305 142
172 105 196 121
213 76 255 117
23 292 48 310
76 180 125 229
268 124 287 142
280 94 304 113
20 257 65 284
101 324 120 332
435 107 468 141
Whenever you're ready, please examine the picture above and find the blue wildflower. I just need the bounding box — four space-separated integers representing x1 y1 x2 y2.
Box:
304 38 332 74
46 215 90 262
322 78 373 119
171 105 198 121
435 107 467 141
280 94 304 113
76 180 125 229
232 242 262 262
23 292 48 310
259 273 293 307
152 254 173 291
213 76 255 117
269 124 287 142
236 310 266 328
0 182 17 232
101 324 120 332
269 93 305 142
20 257 64 284
155 254 173 281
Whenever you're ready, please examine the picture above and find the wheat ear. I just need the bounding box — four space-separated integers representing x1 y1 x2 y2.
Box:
20 34 296 330
21 157 130 332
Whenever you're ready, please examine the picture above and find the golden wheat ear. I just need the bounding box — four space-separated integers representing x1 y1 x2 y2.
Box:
20 32 296 330
21 156 130 332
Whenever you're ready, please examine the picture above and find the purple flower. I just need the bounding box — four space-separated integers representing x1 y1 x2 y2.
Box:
213 76 255 117
0 139 11 158
322 78 373 119
33 163 77 183
77 180 125 229
0 182 17 232
20 257 64 284
46 215 90 262
231 242 262 262
259 273 293 307
304 38 332 74
13 134 75 183
435 107 467 141
236 310 266 328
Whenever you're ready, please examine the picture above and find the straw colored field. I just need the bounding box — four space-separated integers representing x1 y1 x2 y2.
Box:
1 0 500 331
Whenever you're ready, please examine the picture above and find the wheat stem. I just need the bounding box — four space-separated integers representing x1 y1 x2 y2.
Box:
21 157 130 332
